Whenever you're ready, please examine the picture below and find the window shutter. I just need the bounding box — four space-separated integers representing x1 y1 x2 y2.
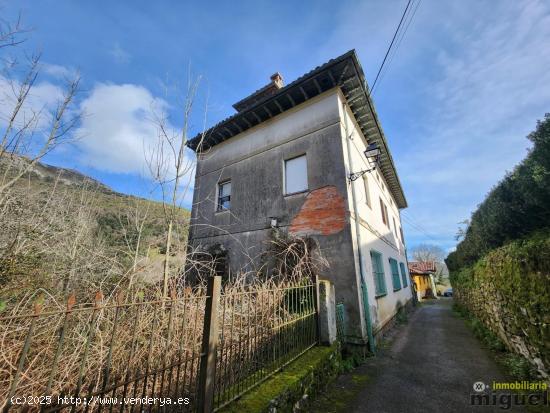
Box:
389 258 401 291
399 262 408 287
370 251 387 297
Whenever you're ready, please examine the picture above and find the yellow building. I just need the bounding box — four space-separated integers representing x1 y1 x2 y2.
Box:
408 261 438 301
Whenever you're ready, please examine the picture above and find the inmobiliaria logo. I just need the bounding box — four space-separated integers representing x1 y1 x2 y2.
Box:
470 381 548 410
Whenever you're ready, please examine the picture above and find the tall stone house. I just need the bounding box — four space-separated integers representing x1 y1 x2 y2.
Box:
187 50 412 345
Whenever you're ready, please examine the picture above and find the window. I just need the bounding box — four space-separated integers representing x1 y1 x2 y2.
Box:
370 250 387 297
399 262 408 287
389 258 401 291
399 226 405 243
379 198 389 227
284 155 308 194
363 176 371 208
393 217 398 238
217 181 231 211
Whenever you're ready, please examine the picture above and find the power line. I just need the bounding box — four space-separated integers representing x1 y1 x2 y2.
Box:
369 0 413 96
375 1 414 89
401 213 431 236
402 220 438 243
375 0 422 91
401 212 440 243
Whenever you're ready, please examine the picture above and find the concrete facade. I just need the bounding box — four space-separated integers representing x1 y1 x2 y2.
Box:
188 53 413 344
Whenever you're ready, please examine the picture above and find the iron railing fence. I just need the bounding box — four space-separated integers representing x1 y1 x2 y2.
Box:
1 279 321 412
212 283 318 411
0 291 207 412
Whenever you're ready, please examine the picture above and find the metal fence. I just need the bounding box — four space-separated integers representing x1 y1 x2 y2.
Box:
1 278 320 412
1 291 207 412
212 282 318 411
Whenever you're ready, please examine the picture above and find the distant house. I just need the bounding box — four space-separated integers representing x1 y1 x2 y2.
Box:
186 50 413 347
408 261 438 300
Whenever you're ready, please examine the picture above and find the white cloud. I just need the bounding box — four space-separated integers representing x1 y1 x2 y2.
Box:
41 63 77 79
0 74 65 131
403 0 550 240
74 81 197 195
75 83 167 174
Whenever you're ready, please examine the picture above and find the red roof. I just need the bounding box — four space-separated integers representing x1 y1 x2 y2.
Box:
408 261 436 274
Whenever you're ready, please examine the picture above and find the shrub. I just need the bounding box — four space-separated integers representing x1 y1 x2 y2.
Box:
451 232 550 378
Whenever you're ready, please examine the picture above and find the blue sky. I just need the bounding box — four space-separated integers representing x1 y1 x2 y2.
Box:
2 0 550 254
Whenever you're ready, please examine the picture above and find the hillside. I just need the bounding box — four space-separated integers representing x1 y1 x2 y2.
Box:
0 158 190 306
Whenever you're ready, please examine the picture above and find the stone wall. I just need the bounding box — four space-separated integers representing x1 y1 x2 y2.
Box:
451 232 550 379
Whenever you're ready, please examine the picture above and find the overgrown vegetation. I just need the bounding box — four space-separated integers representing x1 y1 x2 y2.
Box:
450 228 550 378
0 271 319 408
0 13 198 311
0 163 190 310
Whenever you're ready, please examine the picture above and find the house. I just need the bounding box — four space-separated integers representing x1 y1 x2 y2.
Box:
408 261 438 300
186 50 413 347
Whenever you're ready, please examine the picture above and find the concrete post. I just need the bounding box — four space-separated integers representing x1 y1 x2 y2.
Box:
318 280 337 345
197 276 221 412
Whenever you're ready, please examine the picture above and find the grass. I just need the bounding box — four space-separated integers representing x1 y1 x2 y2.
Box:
219 345 338 413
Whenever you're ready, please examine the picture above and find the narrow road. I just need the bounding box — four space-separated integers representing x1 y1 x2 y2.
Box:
311 299 526 413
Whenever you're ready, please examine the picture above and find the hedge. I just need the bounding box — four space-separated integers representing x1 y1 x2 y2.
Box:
451 231 550 378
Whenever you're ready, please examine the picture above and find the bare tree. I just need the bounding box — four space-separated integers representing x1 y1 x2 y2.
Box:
0 13 84 302
0 52 80 214
0 12 29 49
148 74 207 297
410 243 446 263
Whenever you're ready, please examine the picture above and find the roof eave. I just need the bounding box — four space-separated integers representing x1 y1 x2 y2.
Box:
187 50 408 209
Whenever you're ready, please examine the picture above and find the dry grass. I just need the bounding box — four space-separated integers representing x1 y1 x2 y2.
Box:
0 235 322 410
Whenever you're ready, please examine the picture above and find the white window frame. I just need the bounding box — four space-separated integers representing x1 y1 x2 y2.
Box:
284 154 308 195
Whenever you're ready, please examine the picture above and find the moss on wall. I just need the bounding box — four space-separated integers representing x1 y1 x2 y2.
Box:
450 231 550 378
219 344 341 413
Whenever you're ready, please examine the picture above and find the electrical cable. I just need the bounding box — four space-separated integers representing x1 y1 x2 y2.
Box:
369 0 413 96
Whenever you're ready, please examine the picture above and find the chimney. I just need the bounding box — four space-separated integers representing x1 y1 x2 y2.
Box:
270 72 284 89
232 72 285 112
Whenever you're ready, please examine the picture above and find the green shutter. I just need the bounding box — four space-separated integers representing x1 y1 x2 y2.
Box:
370 250 387 296
399 262 408 287
389 258 401 291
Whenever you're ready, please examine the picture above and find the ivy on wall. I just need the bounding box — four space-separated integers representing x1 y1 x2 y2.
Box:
451 231 550 378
